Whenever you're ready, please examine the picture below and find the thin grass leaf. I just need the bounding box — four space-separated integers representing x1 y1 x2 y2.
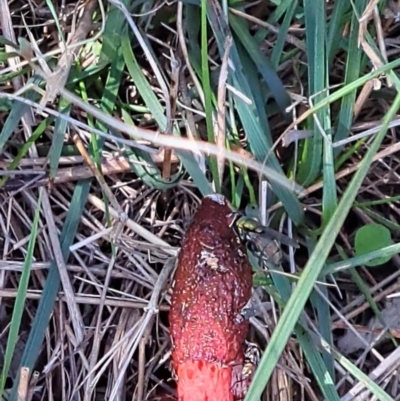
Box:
184 4 202 76
44 0 65 44
9 181 91 401
327 0 352 66
269 0 299 69
357 207 400 233
333 0 368 154
294 57 400 124
229 13 291 118
310 286 335 381
297 0 325 185
0 75 43 152
0 116 53 188
333 351 395 401
268 0 298 24
0 191 42 398
322 137 337 224
296 328 340 401
49 101 71 179
324 243 400 275
244 75 400 401
321 61 336 224
268 268 339 400
201 0 219 190
99 0 129 64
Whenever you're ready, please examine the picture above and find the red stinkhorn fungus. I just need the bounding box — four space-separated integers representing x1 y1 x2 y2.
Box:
169 194 253 401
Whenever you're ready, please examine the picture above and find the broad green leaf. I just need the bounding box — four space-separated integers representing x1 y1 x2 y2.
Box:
355 224 392 267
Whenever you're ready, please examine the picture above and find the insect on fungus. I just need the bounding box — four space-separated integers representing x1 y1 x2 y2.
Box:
228 212 299 267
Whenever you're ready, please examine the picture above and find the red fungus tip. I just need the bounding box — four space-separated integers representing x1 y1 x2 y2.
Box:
169 195 253 401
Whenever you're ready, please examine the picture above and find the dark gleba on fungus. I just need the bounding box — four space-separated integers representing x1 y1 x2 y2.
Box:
169 194 253 401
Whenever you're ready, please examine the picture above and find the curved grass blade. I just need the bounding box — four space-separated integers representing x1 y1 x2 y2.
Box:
267 269 340 401
324 243 400 275
268 0 298 24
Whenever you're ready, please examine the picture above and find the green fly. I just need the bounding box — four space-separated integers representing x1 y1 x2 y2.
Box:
229 213 299 266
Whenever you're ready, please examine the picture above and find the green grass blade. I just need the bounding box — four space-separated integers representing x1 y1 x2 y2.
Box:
229 13 291 117
310 286 335 381
297 0 325 185
269 0 299 69
321 55 336 224
99 0 128 64
333 0 368 153
9 181 91 401
49 101 71 179
324 243 400 275
268 0 297 24
267 269 339 400
293 57 400 122
0 76 43 152
327 0 352 66
44 0 65 44
296 328 340 401
201 0 219 190
0 191 42 398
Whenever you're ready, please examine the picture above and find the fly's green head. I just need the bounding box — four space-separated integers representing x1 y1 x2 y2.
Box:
236 216 263 233
228 213 263 243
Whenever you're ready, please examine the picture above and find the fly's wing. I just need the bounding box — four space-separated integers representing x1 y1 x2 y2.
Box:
258 226 299 248
246 232 282 265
